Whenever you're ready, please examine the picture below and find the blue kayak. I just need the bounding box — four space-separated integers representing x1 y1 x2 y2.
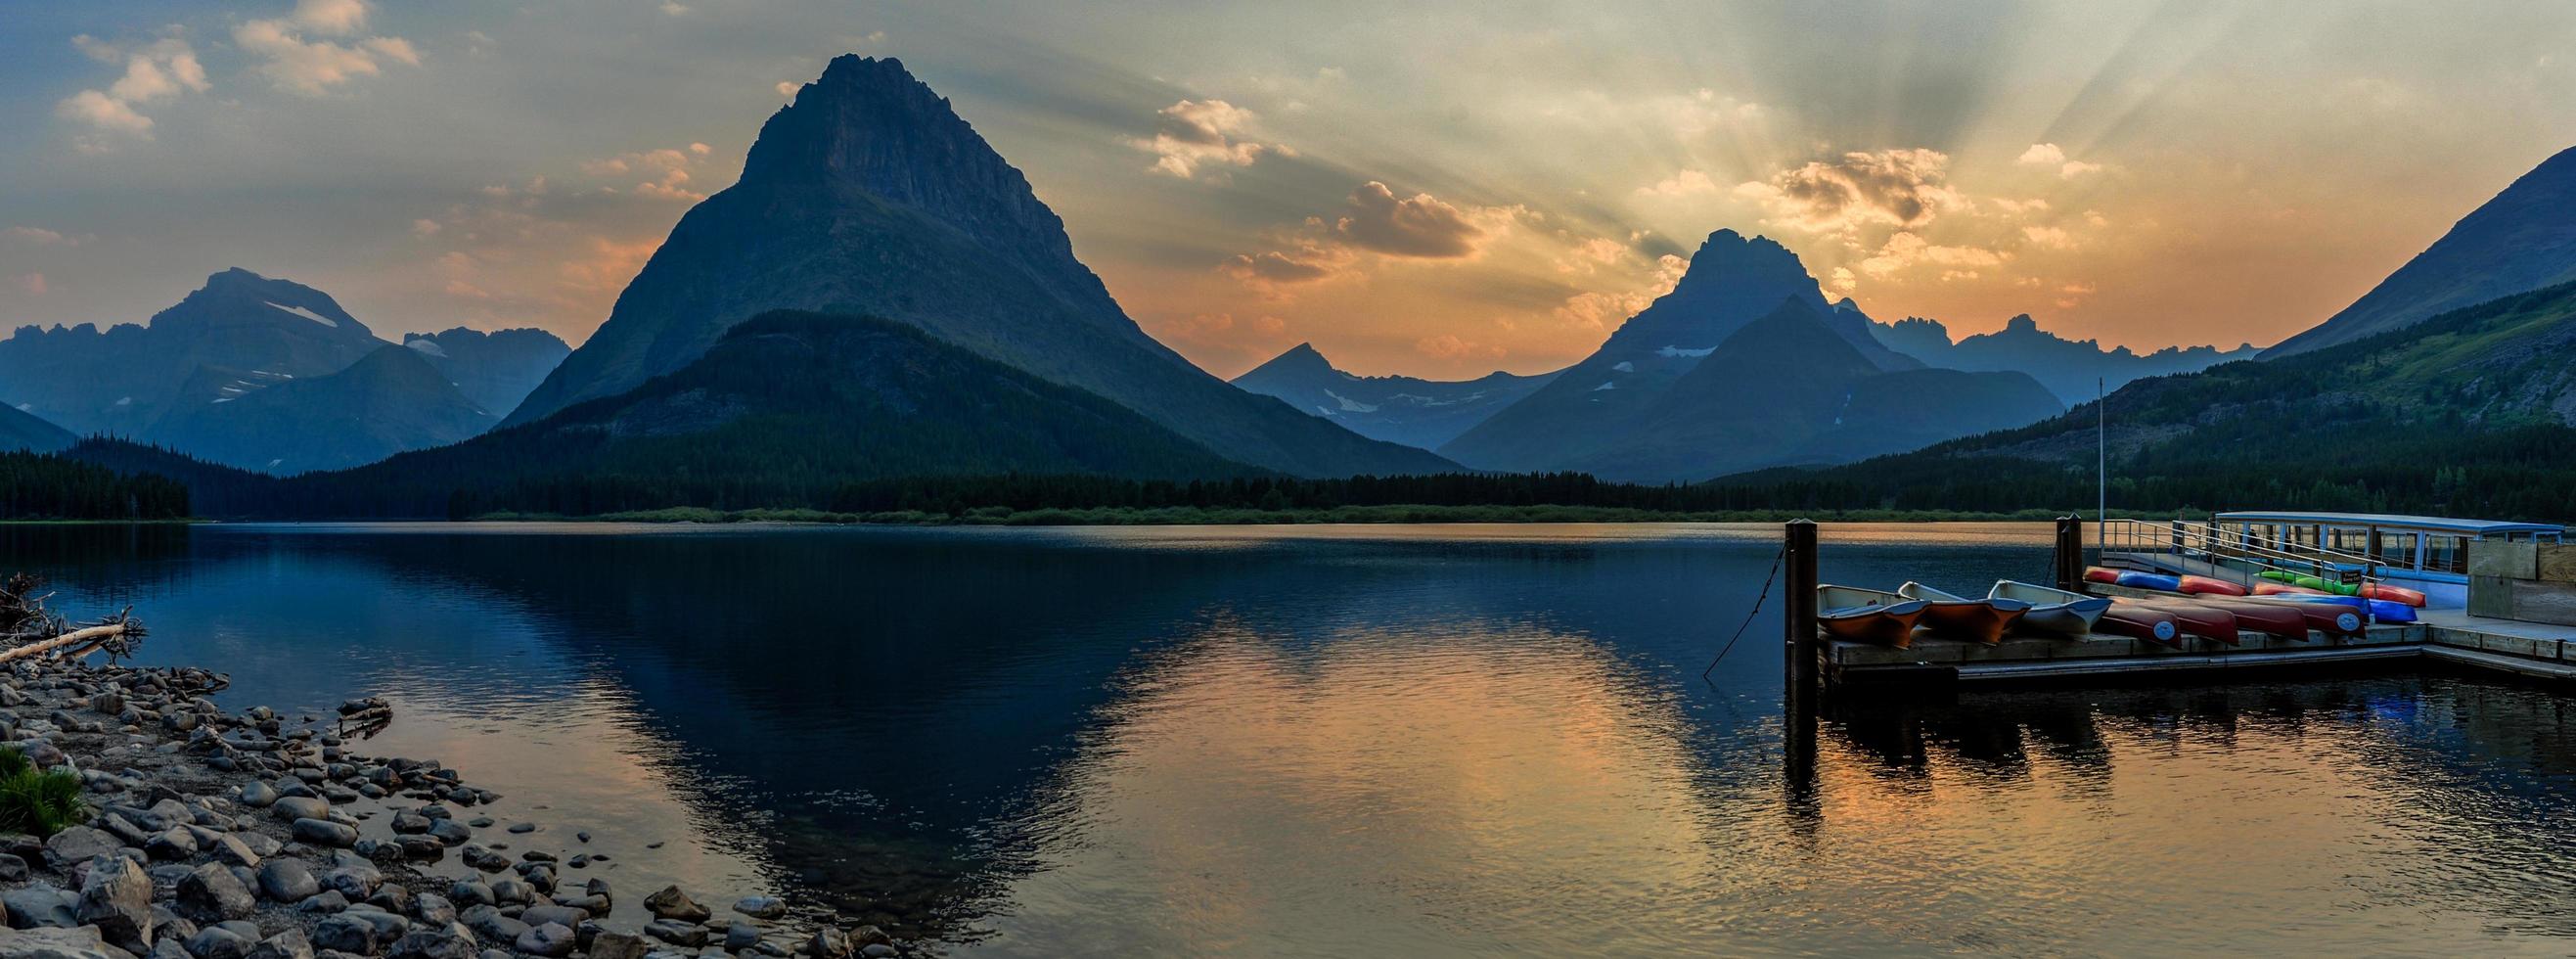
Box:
2113 571 2183 592
2262 593 2414 623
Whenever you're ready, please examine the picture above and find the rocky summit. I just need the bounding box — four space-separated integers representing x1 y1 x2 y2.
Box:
501 56 1450 478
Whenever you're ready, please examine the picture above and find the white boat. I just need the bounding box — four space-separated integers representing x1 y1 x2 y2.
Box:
1896 582 2032 644
1988 580 2111 637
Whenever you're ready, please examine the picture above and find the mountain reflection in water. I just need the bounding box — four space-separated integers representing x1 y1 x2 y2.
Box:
11 523 2576 955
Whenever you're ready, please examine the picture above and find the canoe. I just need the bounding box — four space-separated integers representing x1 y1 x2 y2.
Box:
2161 597 2308 638
1897 582 2031 645
2253 582 2329 597
2359 583 2428 608
2083 567 2121 584
1989 580 2112 637
2096 605 2182 645
2366 599 2418 623
2114 570 2183 592
2116 597 2238 645
1816 585 1927 649
2176 575 2249 597
2238 596 2366 636
2257 570 2361 596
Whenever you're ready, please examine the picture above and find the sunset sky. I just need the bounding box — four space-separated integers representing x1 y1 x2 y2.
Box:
7 0 2575 379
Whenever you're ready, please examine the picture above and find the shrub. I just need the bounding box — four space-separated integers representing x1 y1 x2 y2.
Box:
0 747 90 836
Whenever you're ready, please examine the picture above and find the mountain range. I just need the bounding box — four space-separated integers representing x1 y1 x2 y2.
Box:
0 268 569 474
1870 313 2259 405
1436 229 2060 481
2265 144 2576 356
1230 343 1559 449
500 55 1447 479
0 405 73 454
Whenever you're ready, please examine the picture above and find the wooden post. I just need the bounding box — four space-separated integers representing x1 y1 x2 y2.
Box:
2055 516 2084 590
1782 519 1820 795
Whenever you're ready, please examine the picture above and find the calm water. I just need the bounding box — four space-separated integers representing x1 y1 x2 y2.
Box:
12 522 2576 956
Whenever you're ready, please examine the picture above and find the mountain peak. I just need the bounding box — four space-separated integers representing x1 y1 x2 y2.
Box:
2004 313 2039 333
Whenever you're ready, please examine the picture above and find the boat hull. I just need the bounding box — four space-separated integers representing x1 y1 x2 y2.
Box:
1819 606 1926 649
2174 598 2309 638
2096 606 2182 645
1988 580 2111 637
2119 598 2238 645
2240 597 2366 636
2177 575 2248 596
1918 601 2028 645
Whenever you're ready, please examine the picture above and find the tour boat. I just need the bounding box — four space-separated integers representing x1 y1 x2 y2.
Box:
1987 580 2112 637
2209 512 2565 609
1896 582 2032 645
2115 597 2238 645
1815 585 1927 649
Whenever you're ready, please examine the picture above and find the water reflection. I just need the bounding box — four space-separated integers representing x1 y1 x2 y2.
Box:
10 523 2576 954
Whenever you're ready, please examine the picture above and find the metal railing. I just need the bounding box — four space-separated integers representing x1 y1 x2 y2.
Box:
2097 518 2384 592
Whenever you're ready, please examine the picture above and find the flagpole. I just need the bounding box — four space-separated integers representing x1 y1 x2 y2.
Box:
2097 377 2106 554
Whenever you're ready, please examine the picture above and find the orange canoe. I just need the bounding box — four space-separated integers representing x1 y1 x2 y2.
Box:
2177 575 2248 596
2359 583 2427 608
2117 597 2238 645
2253 582 2329 597
2096 605 2181 645
2084 567 2121 584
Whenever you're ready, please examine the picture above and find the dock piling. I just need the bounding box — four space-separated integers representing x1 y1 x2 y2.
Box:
1783 519 1820 794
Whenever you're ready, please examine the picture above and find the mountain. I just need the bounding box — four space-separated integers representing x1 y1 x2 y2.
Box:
1438 230 2055 481
0 268 384 435
1230 343 1561 449
2266 145 2576 356
76 311 1263 518
401 327 570 415
1709 281 2576 520
1871 313 2260 404
1542 299 2059 481
501 56 1448 479
145 345 497 475
0 405 74 453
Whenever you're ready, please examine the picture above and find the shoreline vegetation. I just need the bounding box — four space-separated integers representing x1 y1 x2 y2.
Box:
467 505 2190 526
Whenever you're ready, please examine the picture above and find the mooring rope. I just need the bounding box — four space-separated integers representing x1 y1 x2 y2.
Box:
1702 544 1787 679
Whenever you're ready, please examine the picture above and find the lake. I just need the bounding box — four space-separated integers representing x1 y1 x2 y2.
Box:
12 521 2576 956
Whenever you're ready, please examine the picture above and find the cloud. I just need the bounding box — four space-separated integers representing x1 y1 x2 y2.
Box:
235 4 420 96
1552 252 1686 329
1136 99 1269 179
1636 169 1721 198
14 274 47 297
1414 334 1505 360
1333 182 1503 258
2021 225 2077 249
583 145 717 202
1858 231 2008 278
1736 149 1959 233
2017 143 2102 179
661 1 691 14
1220 251 1336 285
53 37 208 151
2 227 74 247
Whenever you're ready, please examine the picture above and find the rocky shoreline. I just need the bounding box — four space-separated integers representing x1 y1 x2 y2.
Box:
0 658 904 959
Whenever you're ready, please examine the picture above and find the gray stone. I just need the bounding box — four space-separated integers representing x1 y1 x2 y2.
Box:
856 946 893 959
409 896 453 927
485 880 532 907
146 828 199 861
802 930 846 959
257 859 321 903
641 923 705 949
0 889 69 932
445 881 490 910
384 925 478 959
723 923 759 952
269 798 329 823
585 933 646 959
297 891 349 915
730 897 786 920
40 827 120 868
0 853 26 882
292 819 357 847
208 837 257 869
246 930 313 959
516 906 585 931
456 907 524 945
514 925 574 959
176 862 256 924
74 854 156 953
425 821 469 847
644 887 709 923
0 925 124 959
184 927 255 959
307 918 381 959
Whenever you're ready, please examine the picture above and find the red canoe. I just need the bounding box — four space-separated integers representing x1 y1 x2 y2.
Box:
2359 583 2428 608
2096 605 2182 645
2117 597 2238 645
2177 575 2248 596
2084 567 2121 584
2253 582 2330 597
2170 597 2309 638
2239 596 2367 637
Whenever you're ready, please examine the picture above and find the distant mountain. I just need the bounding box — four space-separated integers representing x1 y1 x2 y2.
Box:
146 345 496 475
1710 281 2576 521
1438 230 2056 481
0 404 74 454
1871 313 2260 404
74 311 1263 518
401 327 570 415
502 56 1448 479
0 268 384 435
1230 343 1560 449
2266 145 2576 356
0 269 578 473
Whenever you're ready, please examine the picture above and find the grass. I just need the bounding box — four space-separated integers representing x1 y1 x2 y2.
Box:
0 747 89 837
471 504 2183 526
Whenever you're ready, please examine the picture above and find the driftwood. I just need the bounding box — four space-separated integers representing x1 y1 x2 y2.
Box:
0 623 128 664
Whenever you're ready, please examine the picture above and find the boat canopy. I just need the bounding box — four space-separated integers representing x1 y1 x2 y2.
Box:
2214 511 2563 539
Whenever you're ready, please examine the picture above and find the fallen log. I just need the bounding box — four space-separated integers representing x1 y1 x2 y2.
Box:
0 623 126 664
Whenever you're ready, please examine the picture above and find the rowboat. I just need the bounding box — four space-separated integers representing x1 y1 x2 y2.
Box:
2096 604 2182 645
1988 580 2112 637
1816 585 1926 649
2116 597 2238 645
1896 582 2032 645
2176 575 2248 596
2238 595 2366 636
